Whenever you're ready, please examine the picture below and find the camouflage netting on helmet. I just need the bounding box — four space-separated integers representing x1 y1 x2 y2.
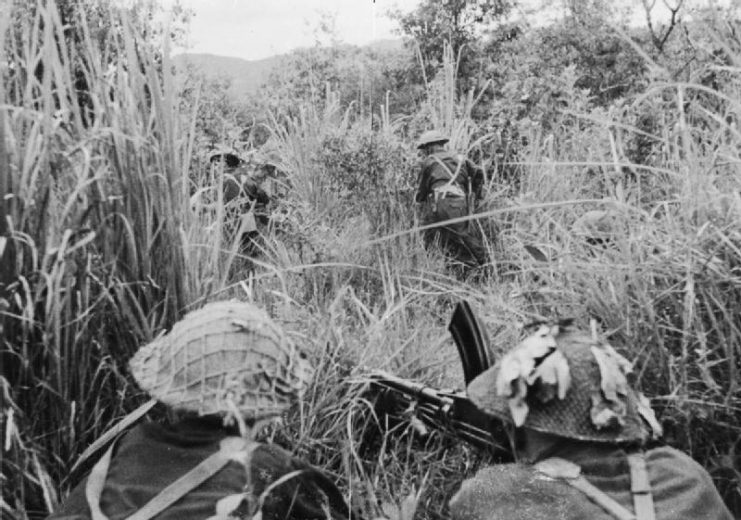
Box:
467 323 662 444
129 300 311 420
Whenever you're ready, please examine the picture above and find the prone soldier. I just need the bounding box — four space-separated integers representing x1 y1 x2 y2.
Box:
449 321 733 520
48 301 350 520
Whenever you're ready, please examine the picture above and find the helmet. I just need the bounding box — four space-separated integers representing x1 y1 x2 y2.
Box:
208 148 242 168
416 130 449 149
467 323 662 444
129 300 312 421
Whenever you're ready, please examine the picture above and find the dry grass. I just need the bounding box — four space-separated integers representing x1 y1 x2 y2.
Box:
1 2 740 519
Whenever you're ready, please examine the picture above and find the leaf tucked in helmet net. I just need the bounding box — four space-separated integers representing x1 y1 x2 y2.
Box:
589 345 632 430
636 392 663 439
590 392 626 430
495 324 572 426
529 349 571 404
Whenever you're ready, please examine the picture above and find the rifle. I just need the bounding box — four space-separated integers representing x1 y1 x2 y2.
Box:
368 301 510 457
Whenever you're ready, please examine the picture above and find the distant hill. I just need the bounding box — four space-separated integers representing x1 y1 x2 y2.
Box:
172 39 404 99
172 53 280 98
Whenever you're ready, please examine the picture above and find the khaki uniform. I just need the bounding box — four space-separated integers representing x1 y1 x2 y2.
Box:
450 445 733 520
415 151 487 267
48 419 349 520
222 171 270 254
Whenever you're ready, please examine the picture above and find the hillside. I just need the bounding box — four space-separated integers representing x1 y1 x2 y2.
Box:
172 53 279 98
172 39 404 98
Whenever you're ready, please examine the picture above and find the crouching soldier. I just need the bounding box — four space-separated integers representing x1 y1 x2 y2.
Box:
450 322 733 520
48 300 350 520
415 130 488 269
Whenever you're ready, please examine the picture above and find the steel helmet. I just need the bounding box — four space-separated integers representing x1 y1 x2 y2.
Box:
416 130 449 149
208 147 242 168
129 300 312 421
467 322 662 444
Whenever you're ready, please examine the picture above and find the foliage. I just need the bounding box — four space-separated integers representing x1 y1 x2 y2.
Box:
259 42 416 118
177 65 256 149
0 1 234 517
391 0 513 89
3 0 741 519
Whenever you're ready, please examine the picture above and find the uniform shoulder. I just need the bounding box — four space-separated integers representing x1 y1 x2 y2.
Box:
646 446 734 520
449 463 588 520
646 445 711 480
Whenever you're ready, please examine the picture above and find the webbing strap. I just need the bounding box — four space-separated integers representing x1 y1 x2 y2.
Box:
85 436 250 520
627 452 656 520
85 444 115 520
567 475 636 520
536 457 636 520
431 154 464 190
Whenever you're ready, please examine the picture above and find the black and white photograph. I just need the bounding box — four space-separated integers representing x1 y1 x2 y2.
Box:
1 0 739 518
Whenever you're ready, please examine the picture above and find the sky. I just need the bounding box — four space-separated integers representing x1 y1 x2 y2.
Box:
170 0 709 62
173 0 421 61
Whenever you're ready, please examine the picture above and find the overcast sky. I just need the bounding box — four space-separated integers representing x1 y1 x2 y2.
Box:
174 0 421 61
170 0 704 62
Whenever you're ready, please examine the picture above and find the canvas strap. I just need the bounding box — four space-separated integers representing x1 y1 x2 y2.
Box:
431 154 465 191
627 452 656 520
536 457 636 520
85 436 252 520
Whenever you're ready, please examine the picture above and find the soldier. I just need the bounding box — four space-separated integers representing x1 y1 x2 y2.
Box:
209 149 270 255
48 300 350 520
415 130 488 269
450 322 733 520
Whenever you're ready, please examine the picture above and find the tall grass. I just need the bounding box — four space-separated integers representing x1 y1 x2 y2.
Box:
2 1 740 518
0 2 240 517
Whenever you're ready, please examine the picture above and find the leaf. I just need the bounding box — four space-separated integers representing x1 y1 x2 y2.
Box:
508 395 529 427
590 392 625 430
508 377 529 426
591 346 629 403
528 349 571 403
602 344 633 375
498 324 558 397
496 355 522 397
518 324 558 360
552 350 572 399
635 392 663 439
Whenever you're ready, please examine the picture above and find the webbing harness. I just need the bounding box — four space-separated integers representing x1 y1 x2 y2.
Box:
535 452 656 520
85 436 257 520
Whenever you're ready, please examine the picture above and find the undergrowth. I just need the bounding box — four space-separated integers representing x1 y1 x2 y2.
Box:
1 2 740 519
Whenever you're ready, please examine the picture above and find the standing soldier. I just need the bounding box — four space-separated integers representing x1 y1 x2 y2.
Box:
48 300 350 520
449 321 733 520
209 148 271 255
415 130 488 269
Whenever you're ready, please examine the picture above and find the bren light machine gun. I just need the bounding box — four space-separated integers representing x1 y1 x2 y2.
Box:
367 301 510 457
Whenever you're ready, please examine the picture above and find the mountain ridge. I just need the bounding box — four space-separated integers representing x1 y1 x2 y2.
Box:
172 38 404 98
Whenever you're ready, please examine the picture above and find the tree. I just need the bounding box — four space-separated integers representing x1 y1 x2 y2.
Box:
391 0 512 89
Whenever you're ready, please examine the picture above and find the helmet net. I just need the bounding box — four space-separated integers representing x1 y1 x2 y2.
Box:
129 301 311 420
